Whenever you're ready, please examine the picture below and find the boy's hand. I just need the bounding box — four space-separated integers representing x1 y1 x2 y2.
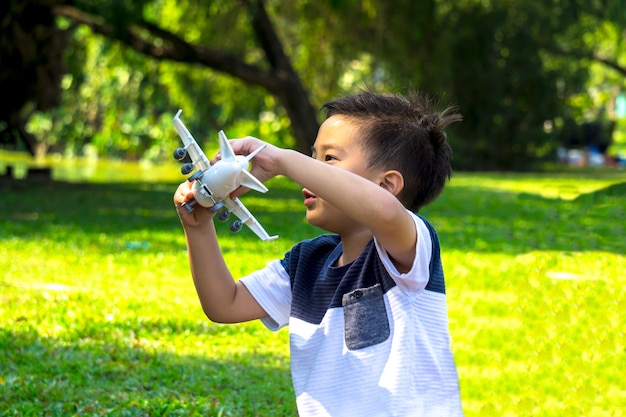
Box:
215 137 283 199
174 181 215 228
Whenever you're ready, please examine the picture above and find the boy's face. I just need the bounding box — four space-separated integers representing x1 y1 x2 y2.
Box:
304 115 383 234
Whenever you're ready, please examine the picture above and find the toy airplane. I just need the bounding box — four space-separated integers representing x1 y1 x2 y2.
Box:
172 109 278 241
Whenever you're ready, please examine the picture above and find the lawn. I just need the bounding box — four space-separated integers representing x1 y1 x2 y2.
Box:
1 169 624 416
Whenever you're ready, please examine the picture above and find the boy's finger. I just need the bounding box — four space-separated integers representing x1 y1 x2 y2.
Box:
230 186 250 200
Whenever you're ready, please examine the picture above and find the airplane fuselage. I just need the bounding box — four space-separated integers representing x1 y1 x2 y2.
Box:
192 157 250 207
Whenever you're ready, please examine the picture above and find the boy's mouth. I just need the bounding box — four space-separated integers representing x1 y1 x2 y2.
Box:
302 189 316 206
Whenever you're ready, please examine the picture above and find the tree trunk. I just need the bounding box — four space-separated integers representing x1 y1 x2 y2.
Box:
0 0 66 156
243 0 319 151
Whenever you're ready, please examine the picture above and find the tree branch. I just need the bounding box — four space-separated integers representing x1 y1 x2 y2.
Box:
53 4 284 93
241 0 291 71
52 2 320 153
546 45 626 77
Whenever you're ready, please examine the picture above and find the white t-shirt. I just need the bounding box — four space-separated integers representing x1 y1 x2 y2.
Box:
240 212 463 416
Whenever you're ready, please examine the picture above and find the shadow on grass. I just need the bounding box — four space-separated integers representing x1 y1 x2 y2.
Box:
0 178 317 252
1 328 295 415
1 178 624 255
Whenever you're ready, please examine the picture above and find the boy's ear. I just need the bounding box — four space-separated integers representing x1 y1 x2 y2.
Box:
379 170 404 196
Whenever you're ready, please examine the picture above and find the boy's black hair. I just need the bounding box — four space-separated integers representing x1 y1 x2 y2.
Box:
322 90 461 212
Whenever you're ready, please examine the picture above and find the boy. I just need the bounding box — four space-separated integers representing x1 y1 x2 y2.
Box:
174 90 464 416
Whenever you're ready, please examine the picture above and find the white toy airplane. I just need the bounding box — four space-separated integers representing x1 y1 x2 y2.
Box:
172 109 278 241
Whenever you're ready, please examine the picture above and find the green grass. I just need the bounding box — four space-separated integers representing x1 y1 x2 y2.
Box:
1 170 625 416
420 172 626 417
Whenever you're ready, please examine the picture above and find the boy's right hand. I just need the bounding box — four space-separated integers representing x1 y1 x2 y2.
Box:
225 137 283 199
174 181 216 228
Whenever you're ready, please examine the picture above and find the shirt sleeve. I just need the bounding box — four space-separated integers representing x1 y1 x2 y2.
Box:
373 211 432 294
239 260 292 331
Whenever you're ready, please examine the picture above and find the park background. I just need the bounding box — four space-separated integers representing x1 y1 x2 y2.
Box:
1 1 625 416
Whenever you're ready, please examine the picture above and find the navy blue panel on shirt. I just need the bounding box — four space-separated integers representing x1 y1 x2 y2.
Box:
280 217 446 325
419 215 446 295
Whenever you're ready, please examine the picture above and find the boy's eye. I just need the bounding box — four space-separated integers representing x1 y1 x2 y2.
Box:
324 154 337 161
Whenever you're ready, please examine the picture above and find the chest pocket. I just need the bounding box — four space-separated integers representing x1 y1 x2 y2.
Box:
342 284 390 350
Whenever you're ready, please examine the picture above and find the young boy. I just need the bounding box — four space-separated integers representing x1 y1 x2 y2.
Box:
174 90 464 416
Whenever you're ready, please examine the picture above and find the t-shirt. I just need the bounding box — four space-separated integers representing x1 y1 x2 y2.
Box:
240 212 463 416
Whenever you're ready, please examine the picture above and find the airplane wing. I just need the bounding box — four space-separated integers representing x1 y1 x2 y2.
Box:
173 110 211 172
217 130 237 162
223 197 278 242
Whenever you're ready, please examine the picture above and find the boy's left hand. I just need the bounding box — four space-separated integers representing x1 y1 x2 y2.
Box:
174 181 216 228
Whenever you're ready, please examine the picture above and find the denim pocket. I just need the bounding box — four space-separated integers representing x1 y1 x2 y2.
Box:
342 284 390 350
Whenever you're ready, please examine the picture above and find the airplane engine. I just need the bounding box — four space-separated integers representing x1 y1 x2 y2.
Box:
173 147 187 161
217 209 231 222
181 163 194 175
229 220 243 233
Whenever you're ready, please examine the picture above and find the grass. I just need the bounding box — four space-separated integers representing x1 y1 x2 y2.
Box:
420 171 626 417
1 168 625 416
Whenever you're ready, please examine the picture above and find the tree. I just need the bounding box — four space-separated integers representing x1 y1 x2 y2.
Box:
2 0 626 170
0 0 67 156
58 0 321 154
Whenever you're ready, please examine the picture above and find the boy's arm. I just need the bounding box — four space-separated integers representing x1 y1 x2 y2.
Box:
174 183 268 323
229 140 417 272
279 150 417 271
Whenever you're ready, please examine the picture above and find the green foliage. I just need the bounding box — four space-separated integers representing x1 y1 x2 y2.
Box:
28 1 295 161
1 168 625 415
12 0 626 168
445 2 582 169
27 25 175 160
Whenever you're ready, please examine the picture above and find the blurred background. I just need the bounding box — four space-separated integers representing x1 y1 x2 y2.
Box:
1 0 625 176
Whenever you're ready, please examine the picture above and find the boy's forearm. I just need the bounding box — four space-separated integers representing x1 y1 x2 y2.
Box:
273 148 416 271
275 149 405 226
183 222 239 321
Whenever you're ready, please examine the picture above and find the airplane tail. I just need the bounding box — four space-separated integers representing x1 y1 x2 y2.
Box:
218 130 237 161
240 143 269 193
218 130 268 193
239 170 268 193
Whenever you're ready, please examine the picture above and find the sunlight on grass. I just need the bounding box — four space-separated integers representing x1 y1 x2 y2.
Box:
449 171 624 199
1 168 625 416
446 248 625 417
